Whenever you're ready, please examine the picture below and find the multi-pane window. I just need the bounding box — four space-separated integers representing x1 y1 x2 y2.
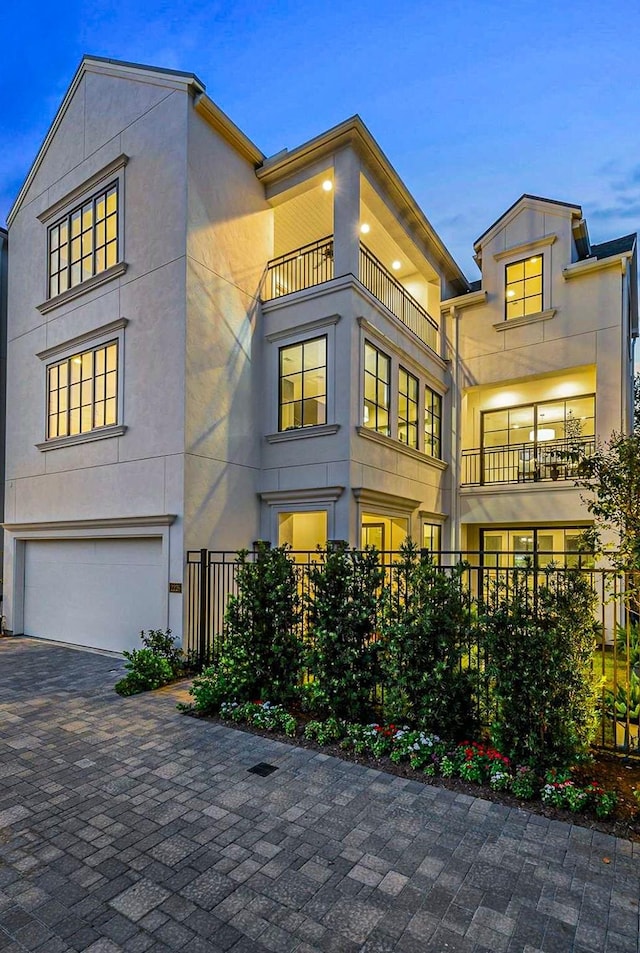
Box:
505 255 542 319
363 342 390 435
481 527 594 570
482 395 595 449
279 336 327 430
424 387 442 458
47 342 118 439
48 184 118 298
398 368 418 448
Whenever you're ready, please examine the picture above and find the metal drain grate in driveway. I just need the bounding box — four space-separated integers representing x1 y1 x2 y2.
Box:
248 762 278 777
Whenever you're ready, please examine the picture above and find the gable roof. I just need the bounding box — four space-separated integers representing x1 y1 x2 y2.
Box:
474 194 582 250
7 55 264 226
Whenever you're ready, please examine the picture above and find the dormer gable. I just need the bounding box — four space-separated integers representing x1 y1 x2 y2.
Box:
473 195 582 271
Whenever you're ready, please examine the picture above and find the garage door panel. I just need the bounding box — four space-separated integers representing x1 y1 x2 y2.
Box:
24 538 165 653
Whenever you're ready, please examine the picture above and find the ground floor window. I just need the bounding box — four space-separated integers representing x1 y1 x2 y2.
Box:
422 522 441 559
278 510 328 552
480 526 593 568
361 513 408 552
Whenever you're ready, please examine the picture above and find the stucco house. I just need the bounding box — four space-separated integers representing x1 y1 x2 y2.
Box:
3 56 637 653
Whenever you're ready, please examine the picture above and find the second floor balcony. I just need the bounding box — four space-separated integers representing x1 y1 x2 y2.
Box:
461 435 596 487
263 236 439 353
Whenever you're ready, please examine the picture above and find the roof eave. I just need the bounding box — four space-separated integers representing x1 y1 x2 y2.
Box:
473 194 583 252
193 92 264 166
258 116 469 292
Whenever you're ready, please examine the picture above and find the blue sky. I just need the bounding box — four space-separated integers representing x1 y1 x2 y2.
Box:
1 0 639 278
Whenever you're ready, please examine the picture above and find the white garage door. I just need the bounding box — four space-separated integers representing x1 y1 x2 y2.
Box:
23 538 165 653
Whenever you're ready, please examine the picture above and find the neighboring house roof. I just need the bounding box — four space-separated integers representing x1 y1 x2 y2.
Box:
591 233 637 260
474 194 582 249
468 279 482 292
258 115 470 294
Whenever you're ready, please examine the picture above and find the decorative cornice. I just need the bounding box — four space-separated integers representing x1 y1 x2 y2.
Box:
459 482 579 497
260 486 344 504
356 426 448 469
418 508 447 523
493 233 557 262
563 253 632 280
493 308 556 332
36 318 128 361
261 274 355 312
37 154 129 224
264 314 340 342
36 424 127 452
265 424 340 443
36 262 128 314
440 289 487 314
352 487 422 511
3 514 177 533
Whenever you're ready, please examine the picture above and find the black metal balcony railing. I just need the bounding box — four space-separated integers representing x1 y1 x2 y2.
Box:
263 237 439 351
359 244 439 351
461 436 596 486
264 236 334 301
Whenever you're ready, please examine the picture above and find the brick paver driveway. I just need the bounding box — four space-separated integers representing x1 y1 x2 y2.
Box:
0 638 638 953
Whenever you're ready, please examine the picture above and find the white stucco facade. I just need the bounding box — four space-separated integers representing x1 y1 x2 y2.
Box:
2 57 637 652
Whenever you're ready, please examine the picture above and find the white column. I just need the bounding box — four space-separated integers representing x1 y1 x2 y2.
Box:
332 149 360 280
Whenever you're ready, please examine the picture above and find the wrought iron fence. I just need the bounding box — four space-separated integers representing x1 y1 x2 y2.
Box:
185 547 639 756
461 436 596 486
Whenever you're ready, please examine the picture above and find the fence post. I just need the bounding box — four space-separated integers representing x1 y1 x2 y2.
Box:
198 548 208 666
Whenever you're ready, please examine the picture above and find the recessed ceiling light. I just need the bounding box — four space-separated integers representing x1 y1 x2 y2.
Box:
392 260 401 270
322 180 333 192
506 290 515 297
360 223 370 234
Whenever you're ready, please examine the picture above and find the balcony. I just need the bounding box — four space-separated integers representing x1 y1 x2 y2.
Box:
461 436 595 486
264 237 438 352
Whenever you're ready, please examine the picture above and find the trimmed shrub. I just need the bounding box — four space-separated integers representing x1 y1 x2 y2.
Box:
306 542 383 721
481 566 598 771
187 543 303 712
380 541 477 739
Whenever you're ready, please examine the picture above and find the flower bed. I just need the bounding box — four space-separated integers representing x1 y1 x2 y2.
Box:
197 701 629 826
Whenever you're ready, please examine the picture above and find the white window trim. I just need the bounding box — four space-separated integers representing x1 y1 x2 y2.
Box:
265 315 339 438
35 318 128 451
259 487 344 544
37 154 128 313
359 326 446 458
497 235 556 324
361 338 393 439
